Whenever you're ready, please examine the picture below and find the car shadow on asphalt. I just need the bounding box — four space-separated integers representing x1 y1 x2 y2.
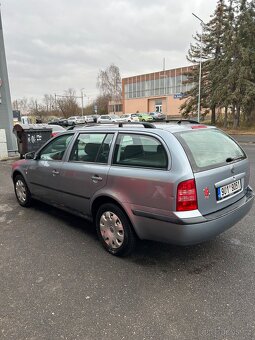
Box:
31 200 97 239
30 200 235 274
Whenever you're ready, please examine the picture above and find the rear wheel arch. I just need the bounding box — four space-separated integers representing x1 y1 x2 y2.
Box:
92 196 126 219
91 196 137 233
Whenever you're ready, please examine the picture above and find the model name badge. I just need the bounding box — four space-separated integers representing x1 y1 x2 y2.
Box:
217 180 242 200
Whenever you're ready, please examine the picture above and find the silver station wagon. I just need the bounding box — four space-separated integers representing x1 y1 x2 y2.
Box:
12 121 254 256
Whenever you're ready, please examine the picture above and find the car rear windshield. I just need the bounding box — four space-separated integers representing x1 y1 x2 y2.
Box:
175 129 246 172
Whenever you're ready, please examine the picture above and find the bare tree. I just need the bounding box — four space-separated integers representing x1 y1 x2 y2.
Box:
42 94 55 112
97 64 122 102
56 88 80 118
12 97 29 115
94 94 112 115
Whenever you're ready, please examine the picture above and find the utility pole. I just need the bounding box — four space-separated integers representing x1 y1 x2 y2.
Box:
0 8 17 154
81 88 85 117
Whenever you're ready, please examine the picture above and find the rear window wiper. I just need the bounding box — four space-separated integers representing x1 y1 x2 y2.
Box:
226 156 245 163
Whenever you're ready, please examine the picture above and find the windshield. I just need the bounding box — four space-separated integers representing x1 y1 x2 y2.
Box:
175 129 246 172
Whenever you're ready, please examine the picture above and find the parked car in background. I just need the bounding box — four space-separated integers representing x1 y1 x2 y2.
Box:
84 115 94 123
120 114 140 122
67 116 85 125
59 118 70 126
48 118 69 127
149 112 166 121
91 114 100 123
97 114 122 123
12 121 254 256
138 113 154 122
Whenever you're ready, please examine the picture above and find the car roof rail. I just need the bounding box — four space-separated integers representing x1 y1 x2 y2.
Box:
68 122 157 129
165 119 200 125
118 122 156 128
67 123 99 130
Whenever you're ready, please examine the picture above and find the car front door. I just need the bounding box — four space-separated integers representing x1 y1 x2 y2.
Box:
27 133 74 204
54 132 114 217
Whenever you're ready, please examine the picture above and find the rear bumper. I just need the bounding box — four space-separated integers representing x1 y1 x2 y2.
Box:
131 186 254 245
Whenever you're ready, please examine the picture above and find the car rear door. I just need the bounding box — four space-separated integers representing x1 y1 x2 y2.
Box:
175 128 249 215
108 132 171 213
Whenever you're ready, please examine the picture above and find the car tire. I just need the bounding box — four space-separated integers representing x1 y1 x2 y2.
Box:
14 175 32 207
96 203 136 256
142 119 145 122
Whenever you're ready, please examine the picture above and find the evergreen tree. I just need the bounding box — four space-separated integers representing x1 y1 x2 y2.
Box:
181 0 255 127
238 0 255 125
222 0 255 127
213 0 236 126
181 0 228 123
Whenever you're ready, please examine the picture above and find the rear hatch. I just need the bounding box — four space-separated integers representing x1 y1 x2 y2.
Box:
175 128 249 215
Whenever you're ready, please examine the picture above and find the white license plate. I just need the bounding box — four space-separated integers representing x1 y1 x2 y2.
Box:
217 180 242 200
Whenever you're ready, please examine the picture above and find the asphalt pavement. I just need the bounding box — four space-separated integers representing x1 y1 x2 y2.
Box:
0 143 255 340
230 134 255 144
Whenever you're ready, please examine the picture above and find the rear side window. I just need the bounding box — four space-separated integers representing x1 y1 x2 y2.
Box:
113 133 168 169
176 129 246 172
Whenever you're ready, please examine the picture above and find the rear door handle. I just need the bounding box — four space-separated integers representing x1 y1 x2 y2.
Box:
91 175 103 182
52 170 60 176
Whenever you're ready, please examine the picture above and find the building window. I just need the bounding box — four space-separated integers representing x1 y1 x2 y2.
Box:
109 104 123 113
123 69 195 100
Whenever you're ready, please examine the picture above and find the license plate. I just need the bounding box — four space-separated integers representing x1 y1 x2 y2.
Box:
217 180 242 200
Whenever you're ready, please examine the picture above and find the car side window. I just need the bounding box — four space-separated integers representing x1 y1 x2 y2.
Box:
113 134 168 169
39 134 73 161
69 133 113 163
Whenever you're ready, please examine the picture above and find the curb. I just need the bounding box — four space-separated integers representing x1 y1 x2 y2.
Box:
0 156 20 162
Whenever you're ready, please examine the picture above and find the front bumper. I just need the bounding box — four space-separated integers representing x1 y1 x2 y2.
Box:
131 186 254 245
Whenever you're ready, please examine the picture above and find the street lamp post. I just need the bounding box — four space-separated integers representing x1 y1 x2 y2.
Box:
160 72 168 116
192 13 206 123
80 88 85 118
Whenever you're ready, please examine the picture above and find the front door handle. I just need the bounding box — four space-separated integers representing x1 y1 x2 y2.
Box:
91 175 103 182
52 170 60 176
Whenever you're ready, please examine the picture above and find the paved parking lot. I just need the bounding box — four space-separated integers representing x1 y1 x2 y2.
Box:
0 144 255 340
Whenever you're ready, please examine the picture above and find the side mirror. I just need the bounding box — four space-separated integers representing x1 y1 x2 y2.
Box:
24 151 36 159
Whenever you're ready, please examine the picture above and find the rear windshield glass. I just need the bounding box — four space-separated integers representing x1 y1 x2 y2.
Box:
175 129 246 172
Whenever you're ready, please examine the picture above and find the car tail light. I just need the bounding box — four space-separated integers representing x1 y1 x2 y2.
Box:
177 179 198 211
51 132 58 137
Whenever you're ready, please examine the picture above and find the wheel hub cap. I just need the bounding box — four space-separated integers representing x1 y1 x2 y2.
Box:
15 180 27 203
100 211 124 249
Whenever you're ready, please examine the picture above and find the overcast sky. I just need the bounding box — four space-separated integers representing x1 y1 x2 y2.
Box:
2 0 217 104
